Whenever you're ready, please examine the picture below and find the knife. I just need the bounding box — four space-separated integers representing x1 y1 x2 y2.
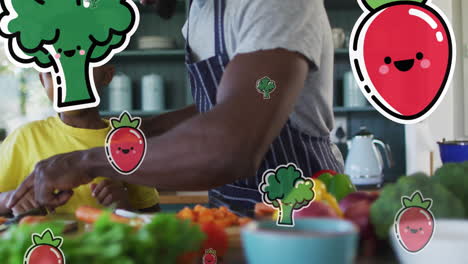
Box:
114 209 154 223
0 207 47 232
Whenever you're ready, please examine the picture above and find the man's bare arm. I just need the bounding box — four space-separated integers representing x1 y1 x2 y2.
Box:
141 105 198 137
8 49 309 208
87 48 309 189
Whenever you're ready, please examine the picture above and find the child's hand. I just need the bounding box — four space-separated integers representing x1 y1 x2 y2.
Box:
91 180 132 209
7 189 40 216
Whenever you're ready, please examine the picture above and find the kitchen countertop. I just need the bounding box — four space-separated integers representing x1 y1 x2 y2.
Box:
159 194 208 205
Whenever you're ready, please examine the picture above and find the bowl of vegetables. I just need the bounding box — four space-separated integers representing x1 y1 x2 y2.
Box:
241 219 358 264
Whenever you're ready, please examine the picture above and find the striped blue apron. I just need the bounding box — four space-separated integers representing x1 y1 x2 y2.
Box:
185 0 343 216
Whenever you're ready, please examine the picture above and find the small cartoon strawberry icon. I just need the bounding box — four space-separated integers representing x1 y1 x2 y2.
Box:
203 248 218 264
350 0 455 124
394 191 435 253
24 229 65 264
105 111 147 175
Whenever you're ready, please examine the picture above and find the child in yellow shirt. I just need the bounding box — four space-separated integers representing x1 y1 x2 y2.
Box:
0 65 159 215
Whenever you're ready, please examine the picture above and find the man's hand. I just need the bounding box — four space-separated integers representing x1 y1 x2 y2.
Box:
91 180 132 209
10 189 40 216
7 151 95 210
0 188 39 216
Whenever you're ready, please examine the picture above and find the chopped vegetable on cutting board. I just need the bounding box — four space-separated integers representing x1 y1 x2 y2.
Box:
75 206 144 227
177 205 251 253
254 203 276 219
19 216 49 225
177 205 252 228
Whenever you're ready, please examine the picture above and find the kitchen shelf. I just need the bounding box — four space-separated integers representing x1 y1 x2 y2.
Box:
115 49 185 59
100 109 173 117
333 106 377 113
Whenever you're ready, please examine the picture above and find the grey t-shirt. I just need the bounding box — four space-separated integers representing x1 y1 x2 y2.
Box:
182 0 335 138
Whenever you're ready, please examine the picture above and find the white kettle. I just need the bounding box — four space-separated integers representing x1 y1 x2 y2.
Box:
345 127 393 186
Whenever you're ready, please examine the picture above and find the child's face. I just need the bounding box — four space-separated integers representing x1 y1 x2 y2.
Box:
39 66 115 112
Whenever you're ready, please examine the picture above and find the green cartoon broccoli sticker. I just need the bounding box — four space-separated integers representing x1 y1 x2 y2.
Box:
256 76 276 99
259 163 315 227
0 0 139 112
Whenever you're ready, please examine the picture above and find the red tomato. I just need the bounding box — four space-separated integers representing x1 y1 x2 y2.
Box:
200 222 228 257
311 170 337 179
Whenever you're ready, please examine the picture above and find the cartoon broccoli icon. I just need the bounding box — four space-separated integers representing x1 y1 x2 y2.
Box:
256 76 276 100
259 163 315 226
0 0 139 112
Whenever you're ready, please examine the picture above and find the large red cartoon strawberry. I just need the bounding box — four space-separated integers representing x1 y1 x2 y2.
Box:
24 229 65 264
106 111 147 175
394 191 434 253
350 0 455 124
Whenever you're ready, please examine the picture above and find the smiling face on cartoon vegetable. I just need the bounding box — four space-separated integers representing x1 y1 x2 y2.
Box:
52 21 91 61
48 16 94 105
394 191 434 253
106 112 147 175
364 3 450 116
350 0 455 123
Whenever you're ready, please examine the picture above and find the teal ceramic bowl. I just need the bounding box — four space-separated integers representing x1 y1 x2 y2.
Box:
241 218 358 264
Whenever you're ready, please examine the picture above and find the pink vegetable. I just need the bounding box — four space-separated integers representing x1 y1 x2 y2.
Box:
295 201 339 219
339 191 379 213
344 200 375 240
